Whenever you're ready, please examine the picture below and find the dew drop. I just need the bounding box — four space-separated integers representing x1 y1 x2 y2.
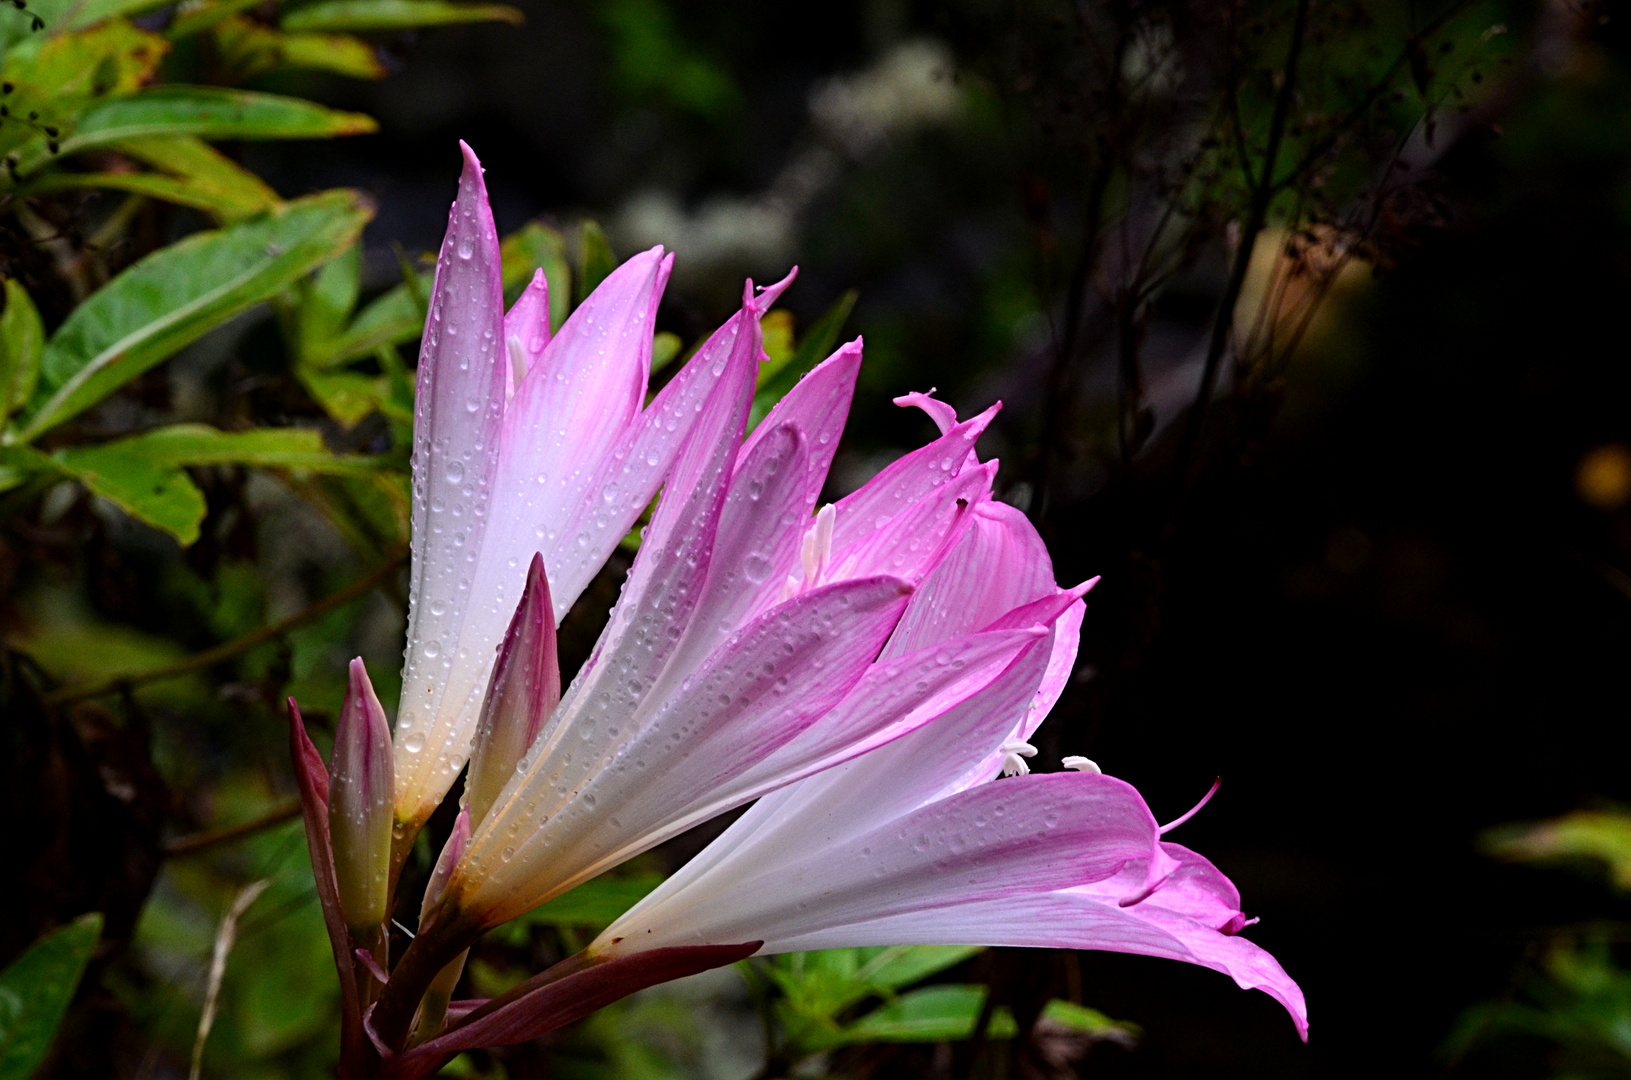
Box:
404 732 426 753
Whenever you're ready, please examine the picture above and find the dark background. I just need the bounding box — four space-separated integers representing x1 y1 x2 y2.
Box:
12 0 1631 1075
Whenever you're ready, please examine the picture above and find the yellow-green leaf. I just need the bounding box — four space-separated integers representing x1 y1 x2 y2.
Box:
14 190 373 442
213 16 388 81
8 87 377 179
55 423 384 543
112 135 281 220
0 278 44 419
0 914 103 1080
500 220 570 331
281 0 522 33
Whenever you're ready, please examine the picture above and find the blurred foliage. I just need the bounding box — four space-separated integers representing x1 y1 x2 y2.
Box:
0 914 101 1080
0 0 1608 1076
1446 811 1631 1077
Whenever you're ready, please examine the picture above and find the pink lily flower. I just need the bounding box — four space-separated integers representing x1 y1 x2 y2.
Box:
290 143 1304 1078
583 424 1311 1042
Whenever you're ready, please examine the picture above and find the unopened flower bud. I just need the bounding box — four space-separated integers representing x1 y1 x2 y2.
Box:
330 658 394 933
464 553 560 828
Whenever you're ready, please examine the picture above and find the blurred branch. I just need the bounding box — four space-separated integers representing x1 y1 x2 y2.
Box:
44 548 408 706
164 800 302 857
1170 0 1311 502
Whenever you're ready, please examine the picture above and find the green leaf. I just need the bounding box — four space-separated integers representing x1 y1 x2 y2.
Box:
16 170 278 222
487 874 664 944
0 279 44 419
0 445 53 495
0 913 103 1080
212 16 388 80
54 423 384 543
831 985 1017 1047
318 280 426 367
574 220 615 305
8 87 377 179
749 289 857 430
500 221 570 331
854 945 984 993
301 242 362 351
166 0 268 39
755 309 795 387
108 136 282 220
1485 811 1631 891
280 0 522 32
651 331 682 375
1040 999 1139 1041
0 20 170 161
13 189 373 443
63 0 176 29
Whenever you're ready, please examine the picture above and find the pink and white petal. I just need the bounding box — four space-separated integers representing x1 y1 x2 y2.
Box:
692 624 1058 879
824 463 995 588
741 339 862 508
545 302 761 618
894 389 959 435
501 269 551 392
656 422 811 682
830 404 999 553
602 772 1167 952
884 501 1057 659
395 141 508 823
748 883 1307 1041
454 575 913 927
943 595 1086 795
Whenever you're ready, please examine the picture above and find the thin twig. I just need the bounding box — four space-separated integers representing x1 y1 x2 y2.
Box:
1169 0 1312 503
45 549 407 706
164 800 303 858
190 879 272 1080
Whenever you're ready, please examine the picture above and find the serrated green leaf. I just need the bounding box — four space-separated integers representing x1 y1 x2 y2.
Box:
0 279 44 419
500 221 570 331
0 913 103 1080
8 87 377 179
280 0 522 32
13 190 372 443
575 220 615 305
749 289 857 430
55 423 384 543
213 16 388 80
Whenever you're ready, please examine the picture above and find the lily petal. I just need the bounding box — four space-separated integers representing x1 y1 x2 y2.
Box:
395 141 508 823
501 269 551 393
454 575 915 927
464 554 559 829
599 772 1168 952
830 403 999 554
740 338 862 508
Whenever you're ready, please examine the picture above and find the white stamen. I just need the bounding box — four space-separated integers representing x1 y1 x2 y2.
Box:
1000 739 1037 758
1062 755 1101 774
793 504 838 597
1000 753 1031 777
507 335 527 395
